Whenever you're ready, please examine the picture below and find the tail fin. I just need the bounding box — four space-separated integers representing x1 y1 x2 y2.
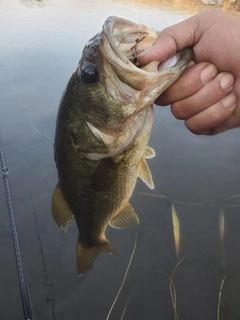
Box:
76 239 117 275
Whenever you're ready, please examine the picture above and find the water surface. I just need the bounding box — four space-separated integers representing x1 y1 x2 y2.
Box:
1 1 240 319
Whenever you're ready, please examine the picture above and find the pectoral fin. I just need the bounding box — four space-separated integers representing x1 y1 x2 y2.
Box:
91 158 120 191
52 183 74 233
145 146 156 159
109 203 139 229
138 157 154 189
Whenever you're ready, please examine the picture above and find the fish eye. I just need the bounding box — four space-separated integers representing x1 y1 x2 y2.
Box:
77 62 99 84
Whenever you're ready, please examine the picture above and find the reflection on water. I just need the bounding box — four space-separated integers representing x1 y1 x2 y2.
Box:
18 0 240 12
1 0 240 319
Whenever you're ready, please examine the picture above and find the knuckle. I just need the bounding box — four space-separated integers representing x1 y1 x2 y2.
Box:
184 77 194 96
171 101 187 120
200 83 214 102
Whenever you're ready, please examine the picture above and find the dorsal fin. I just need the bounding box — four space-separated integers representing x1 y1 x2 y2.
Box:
52 183 74 233
109 203 139 229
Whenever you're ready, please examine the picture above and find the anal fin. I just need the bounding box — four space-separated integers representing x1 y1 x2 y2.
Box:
52 183 74 233
109 203 139 229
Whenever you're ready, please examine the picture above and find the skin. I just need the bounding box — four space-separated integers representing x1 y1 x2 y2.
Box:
138 9 240 135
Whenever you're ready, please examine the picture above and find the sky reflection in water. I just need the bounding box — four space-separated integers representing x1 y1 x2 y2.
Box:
1 0 240 319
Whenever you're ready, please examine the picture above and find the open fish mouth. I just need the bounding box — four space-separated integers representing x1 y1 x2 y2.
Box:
100 16 192 91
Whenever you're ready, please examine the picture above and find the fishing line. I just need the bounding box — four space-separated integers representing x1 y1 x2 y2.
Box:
15 94 54 141
0 132 35 320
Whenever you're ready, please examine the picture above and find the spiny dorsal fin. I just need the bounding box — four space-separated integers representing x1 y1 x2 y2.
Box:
144 146 156 159
109 203 139 229
138 157 154 189
52 183 74 233
76 239 117 275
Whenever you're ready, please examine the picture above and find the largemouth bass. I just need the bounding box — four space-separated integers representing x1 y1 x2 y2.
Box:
52 16 192 275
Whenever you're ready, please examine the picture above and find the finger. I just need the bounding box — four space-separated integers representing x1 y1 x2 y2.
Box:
212 79 240 134
155 62 217 106
138 9 224 66
211 109 240 135
185 93 237 135
138 19 195 65
171 72 235 120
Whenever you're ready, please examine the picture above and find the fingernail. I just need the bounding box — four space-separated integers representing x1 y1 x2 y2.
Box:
222 93 237 109
220 73 235 90
200 64 217 83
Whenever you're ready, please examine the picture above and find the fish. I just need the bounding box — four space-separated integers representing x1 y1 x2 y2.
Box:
52 16 192 275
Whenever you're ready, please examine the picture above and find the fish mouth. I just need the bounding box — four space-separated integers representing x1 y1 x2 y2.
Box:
100 16 193 92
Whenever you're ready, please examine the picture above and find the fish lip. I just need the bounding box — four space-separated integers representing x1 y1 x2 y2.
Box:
102 16 130 65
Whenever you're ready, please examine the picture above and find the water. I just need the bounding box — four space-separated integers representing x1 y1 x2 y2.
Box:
1 0 240 319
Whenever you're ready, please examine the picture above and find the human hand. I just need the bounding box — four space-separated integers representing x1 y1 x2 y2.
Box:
139 9 240 135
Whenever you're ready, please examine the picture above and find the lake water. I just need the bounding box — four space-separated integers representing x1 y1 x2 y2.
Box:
1 0 240 319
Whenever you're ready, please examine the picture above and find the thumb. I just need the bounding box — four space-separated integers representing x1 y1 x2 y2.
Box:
138 11 207 66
